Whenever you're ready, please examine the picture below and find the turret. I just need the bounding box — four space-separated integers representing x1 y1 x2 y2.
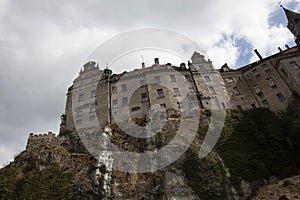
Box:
282 5 300 46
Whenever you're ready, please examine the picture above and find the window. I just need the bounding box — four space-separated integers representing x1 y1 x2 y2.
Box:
221 102 226 109
90 115 96 121
236 105 242 110
170 75 176 82
90 103 96 112
185 75 191 82
157 89 164 98
251 104 256 108
262 64 270 72
252 69 260 77
177 102 183 108
290 61 300 70
226 77 234 83
160 103 166 109
281 68 288 77
141 93 148 102
233 87 241 96
122 97 128 106
154 76 161 83
78 94 84 102
253 85 262 95
112 86 117 94
204 76 211 82
139 80 145 87
266 77 276 88
188 87 195 94
262 99 270 108
112 99 118 108
208 86 216 95
173 88 181 96
131 107 141 112
276 93 285 102
90 90 96 98
122 84 127 92
76 119 82 125
77 107 83 117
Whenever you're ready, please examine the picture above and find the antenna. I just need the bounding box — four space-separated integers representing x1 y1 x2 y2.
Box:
141 55 144 63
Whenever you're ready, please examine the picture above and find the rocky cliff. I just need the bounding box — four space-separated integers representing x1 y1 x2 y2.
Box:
1 105 300 199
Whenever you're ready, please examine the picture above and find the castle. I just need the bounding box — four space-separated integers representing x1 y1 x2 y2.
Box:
57 6 300 134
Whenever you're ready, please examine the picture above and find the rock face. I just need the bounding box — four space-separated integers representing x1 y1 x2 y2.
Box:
252 175 300 200
3 125 199 199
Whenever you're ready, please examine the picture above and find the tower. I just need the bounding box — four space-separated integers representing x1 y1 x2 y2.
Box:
282 5 300 46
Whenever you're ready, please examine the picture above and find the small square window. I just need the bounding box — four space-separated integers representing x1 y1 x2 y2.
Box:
122 97 128 106
226 77 234 83
90 90 96 98
266 77 276 88
188 87 195 94
185 75 191 82
78 94 84 102
208 86 216 95
90 115 96 121
262 99 270 108
252 69 260 77
290 61 300 70
253 85 263 95
262 64 270 72
157 89 164 98
204 76 211 82
112 86 117 94
170 75 176 82
139 80 145 87
160 103 166 109
90 103 96 112
141 93 148 102
276 93 285 102
122 84 127 92
112 99 118 108
154 76 161 83
173 88 181 96
233 87 241 96
177 102 183 108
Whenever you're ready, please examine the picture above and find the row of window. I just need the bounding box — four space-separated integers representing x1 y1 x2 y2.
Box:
111 75 192 94
235 92 284 109
76 114 96 125
76 103 96 116
111 87 196 108
260 93 285 108
78 90 96 102
232 77 277 97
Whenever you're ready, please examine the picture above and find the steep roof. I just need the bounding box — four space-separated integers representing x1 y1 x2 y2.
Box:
282 6 300 44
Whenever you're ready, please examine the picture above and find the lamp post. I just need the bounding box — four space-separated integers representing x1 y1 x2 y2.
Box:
104 65 112 125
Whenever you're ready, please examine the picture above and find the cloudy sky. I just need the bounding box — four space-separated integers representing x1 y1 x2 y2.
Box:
0 0 299 167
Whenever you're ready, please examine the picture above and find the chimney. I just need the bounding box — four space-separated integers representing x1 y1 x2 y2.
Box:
142 62 145 69
254 49 263 60
285 44 290 49
154 58 159 64
278 47 283 52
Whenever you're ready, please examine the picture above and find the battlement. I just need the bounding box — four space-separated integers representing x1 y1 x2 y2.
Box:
26 132 69 150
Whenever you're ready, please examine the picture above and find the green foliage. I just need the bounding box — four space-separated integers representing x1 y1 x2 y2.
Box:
183 149 226 200
0 164 75 200
217 108 299 189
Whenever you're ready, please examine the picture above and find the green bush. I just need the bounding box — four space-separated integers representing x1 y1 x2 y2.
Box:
183 149 225 200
